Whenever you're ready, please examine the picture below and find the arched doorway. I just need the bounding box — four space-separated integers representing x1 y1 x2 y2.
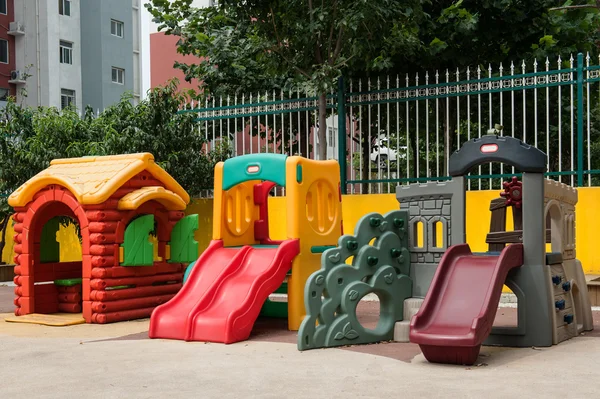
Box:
13 187 90 316
545 201 564 254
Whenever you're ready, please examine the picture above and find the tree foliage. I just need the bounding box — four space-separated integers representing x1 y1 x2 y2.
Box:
146 0 600 174
0 80 226 263
146 0 423 159
387 0 600 74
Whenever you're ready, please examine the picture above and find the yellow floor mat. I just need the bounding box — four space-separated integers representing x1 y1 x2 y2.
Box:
4 313 85 326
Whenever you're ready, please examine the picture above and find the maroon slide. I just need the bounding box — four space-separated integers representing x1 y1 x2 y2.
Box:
410 243 523 365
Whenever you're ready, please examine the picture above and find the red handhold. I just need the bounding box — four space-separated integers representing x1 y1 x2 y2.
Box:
500 176 523 208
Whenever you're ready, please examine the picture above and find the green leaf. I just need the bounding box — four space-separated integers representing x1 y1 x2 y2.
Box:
345 329 359 340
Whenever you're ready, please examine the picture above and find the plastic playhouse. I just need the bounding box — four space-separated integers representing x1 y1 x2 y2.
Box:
8 154 199 323
149 154 343 342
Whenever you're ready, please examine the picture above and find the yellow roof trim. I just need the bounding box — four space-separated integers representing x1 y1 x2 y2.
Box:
8 153 190 207
117 187 187 211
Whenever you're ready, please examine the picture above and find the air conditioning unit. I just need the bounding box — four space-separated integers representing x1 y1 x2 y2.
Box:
7 21 25 36
8 70 26 85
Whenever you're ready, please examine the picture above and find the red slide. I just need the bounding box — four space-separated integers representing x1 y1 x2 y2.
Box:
149 239 299 343
409 243 523 365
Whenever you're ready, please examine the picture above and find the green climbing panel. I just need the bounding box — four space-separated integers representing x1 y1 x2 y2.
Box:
298 210 412 351
40 217 60 263
120 214 155 266
169 214 199 263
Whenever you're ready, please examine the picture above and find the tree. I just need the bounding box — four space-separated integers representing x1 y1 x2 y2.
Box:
385 0 600 74
146 0 424 160
0 79 227 264
378 0 600 177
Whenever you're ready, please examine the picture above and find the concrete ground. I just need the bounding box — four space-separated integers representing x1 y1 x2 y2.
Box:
1 285 600 398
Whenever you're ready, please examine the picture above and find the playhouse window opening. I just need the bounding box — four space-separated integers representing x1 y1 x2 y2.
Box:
254 181 285 245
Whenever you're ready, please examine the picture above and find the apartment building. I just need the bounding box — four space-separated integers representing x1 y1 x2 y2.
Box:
10 0 144 111
81 0 143 108
0 0 15 108
144 0 211 91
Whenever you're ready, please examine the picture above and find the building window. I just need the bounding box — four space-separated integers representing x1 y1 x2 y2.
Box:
59 41 73 65
111 20 124 38
0 88 9 101
59 0 71 16
0 0 7 15
111 67 125 85
0 39 8 64
328 127 336 147
61 89 75 109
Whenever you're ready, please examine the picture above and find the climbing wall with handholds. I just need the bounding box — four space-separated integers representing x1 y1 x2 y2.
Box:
544 179 594 334
297 210 412 351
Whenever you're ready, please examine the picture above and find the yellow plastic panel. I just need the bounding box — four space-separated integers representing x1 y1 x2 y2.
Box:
213 161 259 247
117 187 187 211
285 156 342 330
305 180 339 236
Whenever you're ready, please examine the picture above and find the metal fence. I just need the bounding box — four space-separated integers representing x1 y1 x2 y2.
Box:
183 52 600 196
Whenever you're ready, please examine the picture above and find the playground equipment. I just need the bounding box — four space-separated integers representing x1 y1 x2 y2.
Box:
404 135 593 365
149 154 343 343
296 134 593 366
8 154 199 323
298 210 412 350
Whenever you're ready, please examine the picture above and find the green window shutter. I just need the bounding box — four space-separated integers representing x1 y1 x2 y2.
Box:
168 214 199 263
121 214 155 266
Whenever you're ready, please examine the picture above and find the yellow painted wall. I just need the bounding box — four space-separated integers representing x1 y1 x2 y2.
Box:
3 190 600 276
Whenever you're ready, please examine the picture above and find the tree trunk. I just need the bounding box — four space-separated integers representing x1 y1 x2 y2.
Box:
318 92 328 160
0 216 9 265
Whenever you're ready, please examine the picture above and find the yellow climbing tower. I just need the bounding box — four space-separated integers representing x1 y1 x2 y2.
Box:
212 154 343 330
